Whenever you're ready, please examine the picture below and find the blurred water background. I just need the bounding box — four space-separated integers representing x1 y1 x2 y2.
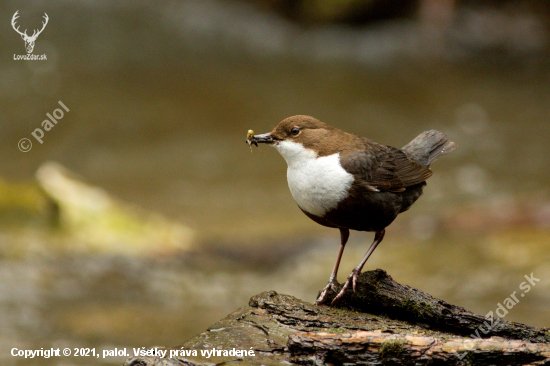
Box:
1 0 550 365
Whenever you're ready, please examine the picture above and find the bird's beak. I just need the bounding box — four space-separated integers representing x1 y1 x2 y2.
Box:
252 132 274 144
245 130 276 150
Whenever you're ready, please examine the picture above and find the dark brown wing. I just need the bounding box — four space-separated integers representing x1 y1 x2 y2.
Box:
340 142 432 193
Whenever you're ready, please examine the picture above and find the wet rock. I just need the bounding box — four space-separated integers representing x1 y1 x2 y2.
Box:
36 161 195 254
122 270 550 366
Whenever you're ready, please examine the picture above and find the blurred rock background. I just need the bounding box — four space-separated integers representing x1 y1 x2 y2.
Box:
0 0 549 365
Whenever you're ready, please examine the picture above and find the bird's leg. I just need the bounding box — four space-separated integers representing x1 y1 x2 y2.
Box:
315 228 349 305
331 229 385 306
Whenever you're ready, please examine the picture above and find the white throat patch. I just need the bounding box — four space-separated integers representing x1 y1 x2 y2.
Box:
273 140 354 217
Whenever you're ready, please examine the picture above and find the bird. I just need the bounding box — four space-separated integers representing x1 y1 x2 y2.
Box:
247 115 456 305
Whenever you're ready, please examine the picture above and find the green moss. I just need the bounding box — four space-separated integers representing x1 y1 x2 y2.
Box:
402 298 436 321
378 339 406 359
327 327 349 334
463 351 476 366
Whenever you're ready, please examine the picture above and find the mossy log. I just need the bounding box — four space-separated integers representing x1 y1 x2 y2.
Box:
123 269 550 366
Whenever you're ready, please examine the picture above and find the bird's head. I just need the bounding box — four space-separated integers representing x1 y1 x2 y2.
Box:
250 115 347 164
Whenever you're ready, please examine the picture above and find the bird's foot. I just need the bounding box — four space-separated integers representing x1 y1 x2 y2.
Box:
330 268 361 306
315 277 341 305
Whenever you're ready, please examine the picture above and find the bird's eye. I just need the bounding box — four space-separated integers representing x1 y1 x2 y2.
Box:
290 127 300 136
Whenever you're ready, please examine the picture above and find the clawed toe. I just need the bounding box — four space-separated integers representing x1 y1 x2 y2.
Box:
330 269 360 306
315 279 341 305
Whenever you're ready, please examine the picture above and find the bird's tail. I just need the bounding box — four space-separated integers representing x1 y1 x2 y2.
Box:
402 130 456 166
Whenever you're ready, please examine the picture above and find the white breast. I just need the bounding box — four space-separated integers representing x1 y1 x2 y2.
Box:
273 140 354 217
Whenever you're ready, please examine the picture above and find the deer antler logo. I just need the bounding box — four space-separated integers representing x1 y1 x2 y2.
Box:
11 11 49 54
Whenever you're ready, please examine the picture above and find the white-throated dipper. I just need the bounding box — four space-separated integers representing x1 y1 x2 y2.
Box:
247 115 456 305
